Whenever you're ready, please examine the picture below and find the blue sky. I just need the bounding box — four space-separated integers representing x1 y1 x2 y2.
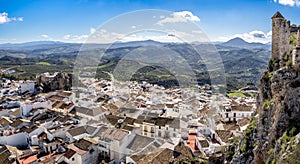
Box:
1 0 300 43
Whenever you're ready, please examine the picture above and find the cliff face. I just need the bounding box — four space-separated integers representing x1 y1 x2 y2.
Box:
254 66 300 163
231 12 300 164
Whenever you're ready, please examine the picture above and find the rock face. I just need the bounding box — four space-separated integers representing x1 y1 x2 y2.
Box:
232 12 300 164
37 72 72 92
254 67 300 163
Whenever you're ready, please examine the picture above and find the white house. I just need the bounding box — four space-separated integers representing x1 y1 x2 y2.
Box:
0 132 28 147
20 100 51 116
19 81 35 94
221 104 254 122
58 138 99 164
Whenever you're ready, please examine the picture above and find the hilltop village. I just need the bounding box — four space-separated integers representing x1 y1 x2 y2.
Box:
0 70 257 164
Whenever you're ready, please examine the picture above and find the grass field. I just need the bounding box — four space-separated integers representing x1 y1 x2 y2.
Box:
36 62 51 66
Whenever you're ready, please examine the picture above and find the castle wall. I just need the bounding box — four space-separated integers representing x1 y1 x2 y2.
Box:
292 47 300 69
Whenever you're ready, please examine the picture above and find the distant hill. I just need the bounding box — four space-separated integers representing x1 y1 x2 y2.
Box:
221 37 270 49
0 40 165 50
0 39 271 90
0 41 66 48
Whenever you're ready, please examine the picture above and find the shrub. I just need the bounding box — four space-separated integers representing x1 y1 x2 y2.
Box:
263 98 274 109
287 61 293 67
263 72 274 81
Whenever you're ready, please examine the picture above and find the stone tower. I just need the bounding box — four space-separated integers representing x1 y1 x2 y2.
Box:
271 11 290 59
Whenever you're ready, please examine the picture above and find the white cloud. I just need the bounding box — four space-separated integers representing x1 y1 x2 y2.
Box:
274 0 300 7
192 30 203 34
157 11 200 26
90 28 96 34
249 30 267 38
40 34 50 39
62 26 97 42
87 29 125 43
0 12 23 24
63 34 88 42
120 34 183 43
218 30 272 43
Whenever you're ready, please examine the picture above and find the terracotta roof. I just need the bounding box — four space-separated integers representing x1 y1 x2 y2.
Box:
49 95 65 101
142 117 176 127
20 125 38 134
198 139 209 148
133 148 173 164
94 126 108 137
10 119 23 128
18 154 37 164
53 115 71 123
52 101 64 109
67 125 97 137
126 134 155 152
103 103 118 110
231 104 252 111
215 130 233 143
0 118 10 127
75 106 104 117
237 117 251 127
223 123 240 131
58 91 72 97
123 117 135 125
0 146 13 164
100 128 128 141
68 144 87 155
105 115 124 126
74 138 93 151
8 109 20 117
63 149 76 159
174 141 194 160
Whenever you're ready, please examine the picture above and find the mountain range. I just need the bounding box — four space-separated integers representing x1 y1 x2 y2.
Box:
0 37 271 90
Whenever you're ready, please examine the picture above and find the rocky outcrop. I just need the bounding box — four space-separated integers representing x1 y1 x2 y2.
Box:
37 72 72 92
253 66 300 163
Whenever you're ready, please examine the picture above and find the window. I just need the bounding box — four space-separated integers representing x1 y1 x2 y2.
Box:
159 126 161 129
72 158 75 161
89 149 94 154
151 127 154 133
